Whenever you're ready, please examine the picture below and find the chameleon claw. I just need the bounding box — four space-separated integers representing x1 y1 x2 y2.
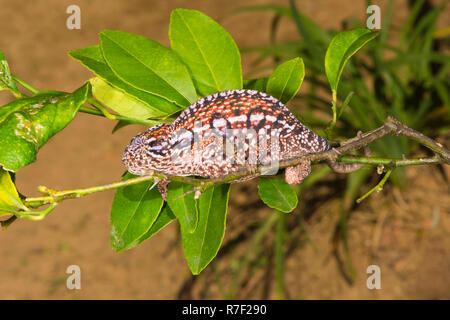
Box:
194 189 202 200
148 180 159 191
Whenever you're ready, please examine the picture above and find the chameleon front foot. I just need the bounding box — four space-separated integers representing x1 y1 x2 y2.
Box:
157 180 169 201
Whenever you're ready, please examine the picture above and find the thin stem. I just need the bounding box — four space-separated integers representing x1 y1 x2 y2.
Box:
25 173 210 207
389 116 450 162
326 90 338 136
356 169 393 203
337 156 441 167
331 89 337 124
12 76 39 94
17 202 58 221
25 175 162 207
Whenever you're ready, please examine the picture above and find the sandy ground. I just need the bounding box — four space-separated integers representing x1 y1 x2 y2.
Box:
0 0 448 299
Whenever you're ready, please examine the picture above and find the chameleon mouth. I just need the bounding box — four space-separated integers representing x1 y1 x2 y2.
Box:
122 139 145 173
122 148 155 176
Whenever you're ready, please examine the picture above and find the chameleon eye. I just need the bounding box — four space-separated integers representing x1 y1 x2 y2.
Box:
150 145 163 151
147 138 168 154
149 140 162 149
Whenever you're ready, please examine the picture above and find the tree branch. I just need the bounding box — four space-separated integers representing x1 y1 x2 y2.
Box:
25 173 205 207
337 156 441 167
23 116 449 208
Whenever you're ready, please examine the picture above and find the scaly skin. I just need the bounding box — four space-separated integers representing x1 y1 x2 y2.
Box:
122 90 331 199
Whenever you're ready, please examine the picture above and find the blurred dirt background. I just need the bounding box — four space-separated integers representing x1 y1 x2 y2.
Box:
0 0 448 299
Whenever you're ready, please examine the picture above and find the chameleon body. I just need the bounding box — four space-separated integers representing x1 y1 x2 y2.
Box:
122 89 330 197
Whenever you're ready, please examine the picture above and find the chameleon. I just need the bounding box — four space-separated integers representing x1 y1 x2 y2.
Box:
122 89 357 199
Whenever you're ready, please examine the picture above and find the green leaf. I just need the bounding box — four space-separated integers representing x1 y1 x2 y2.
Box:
0 168 27 216
100 30 197 107
169 9 242 96
266 57 305 104
90 77 165 119
167 182 198 233
0 50 19 95
0 83 90 172
181 184 230 274
325 28 378 92
110 172 164 252
69 45 180 118
258 177 298 213
132 205 176 247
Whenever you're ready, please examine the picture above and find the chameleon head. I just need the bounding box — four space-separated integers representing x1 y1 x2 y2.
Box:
122 123 173 176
